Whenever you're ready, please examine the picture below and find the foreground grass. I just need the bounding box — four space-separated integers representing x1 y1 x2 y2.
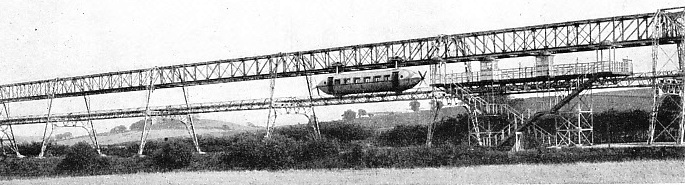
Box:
4 159 683 184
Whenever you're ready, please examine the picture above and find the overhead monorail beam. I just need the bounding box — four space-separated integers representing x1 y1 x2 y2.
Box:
1 9 683 103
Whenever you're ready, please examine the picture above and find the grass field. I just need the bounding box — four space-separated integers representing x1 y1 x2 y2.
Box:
4 159 683 184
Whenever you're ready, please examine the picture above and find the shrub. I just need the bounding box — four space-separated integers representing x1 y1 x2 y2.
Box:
56 142 109 175
378 125 427 147
16 142 44 156
299 138 340 162
220 133 300 170
432 117 469 145
198 135 234 152
275 124 315 141
110 125 127 134
320 121 373 143
151 141 193 170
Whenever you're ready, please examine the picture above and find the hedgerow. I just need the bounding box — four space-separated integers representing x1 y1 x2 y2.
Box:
151 141 194 170
55 142 110 175
2 113 685 178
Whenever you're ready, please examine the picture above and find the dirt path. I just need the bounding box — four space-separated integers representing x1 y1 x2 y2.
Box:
4 160 684 184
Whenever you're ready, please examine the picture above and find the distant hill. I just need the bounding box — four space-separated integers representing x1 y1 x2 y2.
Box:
353 107 467 129
126 117 256 131
56 118 259 145
22 88 658 146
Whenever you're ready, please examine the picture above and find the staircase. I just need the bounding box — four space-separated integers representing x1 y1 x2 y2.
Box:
437 82 554 147
436 74 598 148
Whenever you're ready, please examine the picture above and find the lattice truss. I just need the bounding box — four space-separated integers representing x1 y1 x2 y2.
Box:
1 10 682 104
0 103 22 157
648 7 685 144
0 7 684 157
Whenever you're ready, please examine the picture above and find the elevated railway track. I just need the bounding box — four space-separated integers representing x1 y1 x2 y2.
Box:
0 67 678 126
0 8 682 103
1 7 684 156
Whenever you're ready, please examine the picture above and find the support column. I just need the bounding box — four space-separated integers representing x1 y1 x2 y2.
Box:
180 85 204 154
137 68 156 156
648 9 665 145
303 71 321 140
535 53 554 77
465 61 473 82
678 42 685 144
38 94 55 158
83 96 102 155
1 103 23 157
480 58 498 81
265 62 278 139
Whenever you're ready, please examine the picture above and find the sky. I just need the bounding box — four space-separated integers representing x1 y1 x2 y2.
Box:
1 0 685 137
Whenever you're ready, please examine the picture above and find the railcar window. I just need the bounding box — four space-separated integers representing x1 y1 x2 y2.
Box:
383 75 390 81
334 79 341 85
363 77 371 83
343 78 350 84
400 75 404 78
374 76 381 82
353 78 361 84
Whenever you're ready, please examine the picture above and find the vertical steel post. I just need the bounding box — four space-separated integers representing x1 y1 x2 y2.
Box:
1 103 22 157
679 9 685 144
83 96 102 155
265 61 278 138
303 65 321 140
137 68 156 156
180 85 204 154
678 42 685 144
38 94 55 158
648 11 662 144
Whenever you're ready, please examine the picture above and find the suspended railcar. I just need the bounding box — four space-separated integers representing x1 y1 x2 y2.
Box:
315 69 423 96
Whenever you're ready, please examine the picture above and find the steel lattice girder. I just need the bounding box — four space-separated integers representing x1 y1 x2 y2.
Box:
1 9 683 103
1 69 683 126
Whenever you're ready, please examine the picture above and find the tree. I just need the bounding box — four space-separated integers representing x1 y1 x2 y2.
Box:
54 132 72 140
110 125 127 134
410 100 421 112
152 142 193 170
56 142 109 174
342 109 356 122
129 120 145 131
358 109 367 118
429 99 444 111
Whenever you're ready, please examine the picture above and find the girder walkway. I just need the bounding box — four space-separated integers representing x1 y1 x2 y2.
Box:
1 8 683 103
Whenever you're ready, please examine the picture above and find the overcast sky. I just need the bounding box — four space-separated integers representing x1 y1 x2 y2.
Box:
1 0 684 136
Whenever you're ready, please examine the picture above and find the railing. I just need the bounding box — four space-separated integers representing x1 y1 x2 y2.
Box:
432 60 634 84
440 81 534 146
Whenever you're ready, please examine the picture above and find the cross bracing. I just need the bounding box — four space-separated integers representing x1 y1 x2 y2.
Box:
0 69 680 126
0 10 683 103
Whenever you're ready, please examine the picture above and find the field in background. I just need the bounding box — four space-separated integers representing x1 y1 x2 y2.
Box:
4 160 683 184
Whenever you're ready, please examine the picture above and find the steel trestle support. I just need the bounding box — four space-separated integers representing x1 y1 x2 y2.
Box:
0 102 22 157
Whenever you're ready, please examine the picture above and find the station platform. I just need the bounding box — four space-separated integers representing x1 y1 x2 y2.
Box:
430 60 633 88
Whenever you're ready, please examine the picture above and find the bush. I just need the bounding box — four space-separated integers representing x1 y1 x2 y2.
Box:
220 133 300 170
379 125 427 147
320 121 373 143
299 139 340 162
16 142 70 157
56 142 109 175
275 125 316 141
151 141 194 170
